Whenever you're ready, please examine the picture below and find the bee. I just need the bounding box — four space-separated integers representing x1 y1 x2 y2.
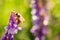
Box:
15 13 21 24
14 12 25 24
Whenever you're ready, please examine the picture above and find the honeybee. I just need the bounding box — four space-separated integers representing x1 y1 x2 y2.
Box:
14 12 25 24
15 13 21 24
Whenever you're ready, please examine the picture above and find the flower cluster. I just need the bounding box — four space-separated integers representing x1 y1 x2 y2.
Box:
2 12 22 40
30 0 49 40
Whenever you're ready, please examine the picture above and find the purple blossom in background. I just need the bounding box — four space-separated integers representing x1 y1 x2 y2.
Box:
30 0 49 40
2 12 22 40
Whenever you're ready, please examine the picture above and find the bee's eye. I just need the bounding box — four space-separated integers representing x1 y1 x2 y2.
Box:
16 13 18 15
15 13 20 18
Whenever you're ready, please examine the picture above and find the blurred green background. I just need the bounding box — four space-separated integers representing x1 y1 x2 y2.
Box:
0 0 60 40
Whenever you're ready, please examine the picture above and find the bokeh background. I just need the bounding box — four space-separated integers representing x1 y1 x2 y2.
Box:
0 0 60 40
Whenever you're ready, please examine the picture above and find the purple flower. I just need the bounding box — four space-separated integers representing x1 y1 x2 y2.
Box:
30 0 49 40
2 12 22 40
